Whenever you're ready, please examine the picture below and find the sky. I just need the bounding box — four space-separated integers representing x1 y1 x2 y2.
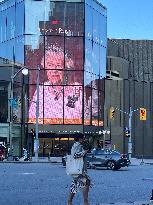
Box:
0 0 153 40
101 0 153 40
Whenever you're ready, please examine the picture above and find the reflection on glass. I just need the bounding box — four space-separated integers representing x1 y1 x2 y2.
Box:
100 46 106 78
13 86 22 123
99 14 107 46
93 9 99 43
65 37 83 70
7 6 15 40
16 2 24 36
84 87 91 125
15 37 24 64
92 42 100 75
28 85 44 124
92 88 98 126
85 39 92 72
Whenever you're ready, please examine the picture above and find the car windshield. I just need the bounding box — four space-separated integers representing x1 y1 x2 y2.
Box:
110 150 121 155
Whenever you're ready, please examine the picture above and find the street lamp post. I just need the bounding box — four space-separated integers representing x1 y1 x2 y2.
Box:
33 66 40 161
8 67 29 161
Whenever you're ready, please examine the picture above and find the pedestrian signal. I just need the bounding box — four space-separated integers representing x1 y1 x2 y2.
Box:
140 108 146 121
125 130 130 137
110 107 115 120
31 129 35 137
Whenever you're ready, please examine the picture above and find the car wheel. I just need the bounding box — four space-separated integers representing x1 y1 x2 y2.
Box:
107 161 116 170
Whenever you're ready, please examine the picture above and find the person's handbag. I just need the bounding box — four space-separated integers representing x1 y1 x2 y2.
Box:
66 155 83 175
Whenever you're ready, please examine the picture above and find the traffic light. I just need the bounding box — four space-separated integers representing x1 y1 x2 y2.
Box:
140 108 147 121
110 107 115 120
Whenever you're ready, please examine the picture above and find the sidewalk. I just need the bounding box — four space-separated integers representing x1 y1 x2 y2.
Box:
130 158 153 166
2 157 62 163
1 157 153 165
95 201 152 205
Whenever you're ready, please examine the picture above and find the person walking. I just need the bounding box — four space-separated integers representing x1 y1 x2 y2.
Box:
67 135 91 205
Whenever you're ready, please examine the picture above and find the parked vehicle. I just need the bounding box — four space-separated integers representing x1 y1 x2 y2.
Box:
62 148 130 171
86 148 130 170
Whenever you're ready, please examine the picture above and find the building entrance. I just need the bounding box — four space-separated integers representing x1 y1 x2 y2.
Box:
38 137 74 157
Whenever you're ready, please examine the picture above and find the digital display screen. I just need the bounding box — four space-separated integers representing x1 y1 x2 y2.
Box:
26 2 84 124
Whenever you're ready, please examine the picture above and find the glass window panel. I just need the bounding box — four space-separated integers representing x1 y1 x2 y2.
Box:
25 0 51 35
64 85 82 124
25 35 44 69
0 83 8 123
0 2 7 12
15 2 24 36
85 4 92 40
92 88 98 126
92 75 99 89
6 39 15 62
43 2 65 36
85 39 92 72
84 86 91 125
0 10 7 42
99 78 104 91
7 6 15 40
65 3 84 37
65 37 83 70
15 37 24 64
44 85 63 124
100 14 107 47
84 71 92 87
99 91 104 126
29 70 45 85
64 71 83 85
16 0 24 4
0 42 6 59
13 85 22 123
85 0 92 7
44 36 64 70
28 85 43 124
93 9 99 43
92 42 100 75
100 46 106 78
44 70 64 86
100 5 107 17
0 13 2 43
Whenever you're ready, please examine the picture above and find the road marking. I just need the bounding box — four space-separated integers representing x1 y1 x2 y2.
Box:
20 172 35 175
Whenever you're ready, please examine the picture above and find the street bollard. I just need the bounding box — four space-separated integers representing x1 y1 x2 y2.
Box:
48 152 51 161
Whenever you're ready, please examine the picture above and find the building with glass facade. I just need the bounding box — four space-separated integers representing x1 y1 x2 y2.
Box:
0 0 107 157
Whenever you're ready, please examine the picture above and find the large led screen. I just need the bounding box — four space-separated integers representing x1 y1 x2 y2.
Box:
25 2 84 124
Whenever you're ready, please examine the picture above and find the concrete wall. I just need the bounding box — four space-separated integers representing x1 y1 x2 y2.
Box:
106 39 153 158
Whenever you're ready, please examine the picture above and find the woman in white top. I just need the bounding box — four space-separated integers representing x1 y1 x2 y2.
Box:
67 135 91 205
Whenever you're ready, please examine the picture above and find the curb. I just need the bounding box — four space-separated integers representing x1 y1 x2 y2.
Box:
92 201 151 205
0 161 62 164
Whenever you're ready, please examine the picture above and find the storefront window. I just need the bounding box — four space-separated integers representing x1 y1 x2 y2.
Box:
0 83 8 123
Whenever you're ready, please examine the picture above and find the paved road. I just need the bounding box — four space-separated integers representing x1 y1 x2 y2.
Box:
0 163 152 205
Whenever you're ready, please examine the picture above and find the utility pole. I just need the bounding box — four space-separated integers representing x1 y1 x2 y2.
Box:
112 106 139 160
128 107 132 160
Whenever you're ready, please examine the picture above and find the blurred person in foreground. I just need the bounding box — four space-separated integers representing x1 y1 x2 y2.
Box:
67 135 91 205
